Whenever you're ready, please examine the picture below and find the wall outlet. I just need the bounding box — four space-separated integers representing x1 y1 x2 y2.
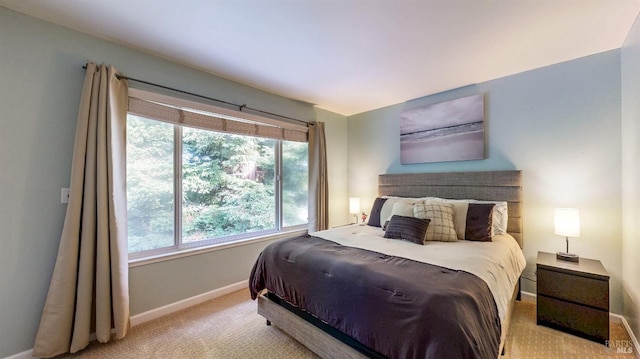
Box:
61 188 70 204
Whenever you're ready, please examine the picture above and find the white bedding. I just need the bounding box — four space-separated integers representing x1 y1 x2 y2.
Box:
314 224 527 323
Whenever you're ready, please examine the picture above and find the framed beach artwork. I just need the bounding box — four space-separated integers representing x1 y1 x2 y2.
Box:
400 93 485 164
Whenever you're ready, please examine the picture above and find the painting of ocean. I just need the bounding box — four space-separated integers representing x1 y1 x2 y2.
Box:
400 93 484 164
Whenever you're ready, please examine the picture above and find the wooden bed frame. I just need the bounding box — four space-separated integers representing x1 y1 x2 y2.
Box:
258 170 523 358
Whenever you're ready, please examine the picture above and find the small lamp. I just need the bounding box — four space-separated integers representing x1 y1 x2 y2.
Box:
554 208 580 262
349 197 360 224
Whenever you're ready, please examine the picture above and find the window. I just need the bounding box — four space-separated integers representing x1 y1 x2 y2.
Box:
126 91 309 257
127 115 175 252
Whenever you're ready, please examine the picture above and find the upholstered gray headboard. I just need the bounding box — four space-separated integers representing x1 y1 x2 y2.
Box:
378 171 523 248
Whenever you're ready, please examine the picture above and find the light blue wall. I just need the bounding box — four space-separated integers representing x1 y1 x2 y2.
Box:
0 7 351 357
348 50 623 314
621 12 640 344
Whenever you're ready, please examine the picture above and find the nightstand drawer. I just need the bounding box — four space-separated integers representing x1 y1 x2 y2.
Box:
537 294 609 344
537 268 608 310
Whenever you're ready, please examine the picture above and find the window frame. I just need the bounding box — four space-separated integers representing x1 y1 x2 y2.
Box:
126 89 309 263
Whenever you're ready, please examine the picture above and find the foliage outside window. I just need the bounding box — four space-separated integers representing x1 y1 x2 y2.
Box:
126 111 309 256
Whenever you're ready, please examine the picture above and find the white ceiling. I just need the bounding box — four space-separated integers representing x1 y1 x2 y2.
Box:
2 0 639 116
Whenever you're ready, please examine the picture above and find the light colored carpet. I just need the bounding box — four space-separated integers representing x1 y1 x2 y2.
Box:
57 289 636 359
503 298 635 359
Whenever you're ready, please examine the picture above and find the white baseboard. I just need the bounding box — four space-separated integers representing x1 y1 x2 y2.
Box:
3 349 32 359
521 291 640 357
3 280 248 359
130 280 248 326
618 314 640 359
520 290 536 303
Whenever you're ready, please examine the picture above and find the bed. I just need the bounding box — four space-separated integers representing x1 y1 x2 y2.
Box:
249 170 526 359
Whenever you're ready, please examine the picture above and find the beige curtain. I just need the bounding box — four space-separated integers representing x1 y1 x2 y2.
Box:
33 63 130 358
308 121 328 232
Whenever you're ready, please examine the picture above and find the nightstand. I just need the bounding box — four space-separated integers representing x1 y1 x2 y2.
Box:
536 251 609 345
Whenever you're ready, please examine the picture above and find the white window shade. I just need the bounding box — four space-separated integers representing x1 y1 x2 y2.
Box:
128 93 308 142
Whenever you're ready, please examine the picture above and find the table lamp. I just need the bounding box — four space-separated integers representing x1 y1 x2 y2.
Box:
349 197 360 224
554 208 580 262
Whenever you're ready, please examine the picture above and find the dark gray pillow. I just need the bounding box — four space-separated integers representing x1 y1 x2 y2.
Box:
367 197 388 227
383 215 430 245
465 203 495 242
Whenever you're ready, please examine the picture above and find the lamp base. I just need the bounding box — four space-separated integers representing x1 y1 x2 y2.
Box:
556 252 579 262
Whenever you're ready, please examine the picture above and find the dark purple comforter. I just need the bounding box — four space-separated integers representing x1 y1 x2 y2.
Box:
249 234 501 359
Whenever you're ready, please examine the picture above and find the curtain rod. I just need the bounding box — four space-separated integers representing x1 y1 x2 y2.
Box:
82 64 311 126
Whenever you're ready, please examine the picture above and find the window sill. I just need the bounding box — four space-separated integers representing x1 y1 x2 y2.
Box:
129 228 308 268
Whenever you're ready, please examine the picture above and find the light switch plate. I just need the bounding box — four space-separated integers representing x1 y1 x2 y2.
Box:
61 188 70 204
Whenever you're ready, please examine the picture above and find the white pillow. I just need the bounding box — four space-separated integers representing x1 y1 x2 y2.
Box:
390 201 415 218
380 197 421 227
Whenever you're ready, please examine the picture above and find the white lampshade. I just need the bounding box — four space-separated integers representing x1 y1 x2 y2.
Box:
554 208 580 237
349 197 361 214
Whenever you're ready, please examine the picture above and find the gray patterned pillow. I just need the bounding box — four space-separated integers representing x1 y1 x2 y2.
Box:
414 202 458 242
